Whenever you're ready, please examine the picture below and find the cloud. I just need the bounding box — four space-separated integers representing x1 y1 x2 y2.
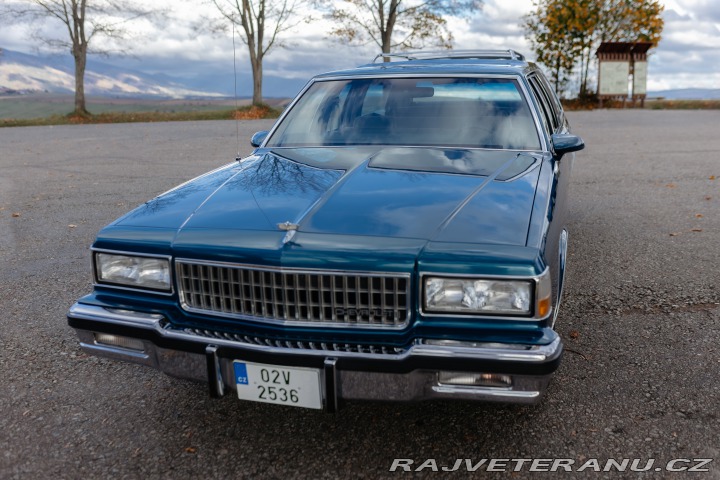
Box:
676 0 720 22
646 5 720 89
450 0 532 54
264 34 375 78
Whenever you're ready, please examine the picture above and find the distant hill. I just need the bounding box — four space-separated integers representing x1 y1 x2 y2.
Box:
647 88 720 100
0 47 310 99
0 47 224 98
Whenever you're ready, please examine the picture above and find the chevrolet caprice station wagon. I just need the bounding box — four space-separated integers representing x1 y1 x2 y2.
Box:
68 50 584 411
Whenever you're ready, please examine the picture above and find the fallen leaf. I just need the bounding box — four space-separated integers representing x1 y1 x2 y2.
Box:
691 228 703 232
569 330 580 339
11 212 21 218
695 214 704 218
665 183 676 188
706 196 713 201
566 348 588 360
669 232 681 237
68 224 77 228
710 176 716 180
184 447 197 454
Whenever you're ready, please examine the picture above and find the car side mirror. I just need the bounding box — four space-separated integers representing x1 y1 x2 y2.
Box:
250 131 269 148
552 133 585 157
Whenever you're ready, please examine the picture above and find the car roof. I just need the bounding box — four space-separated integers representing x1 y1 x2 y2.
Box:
314 56 537 80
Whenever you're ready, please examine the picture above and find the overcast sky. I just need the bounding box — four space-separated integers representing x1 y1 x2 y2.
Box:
1 0 718 95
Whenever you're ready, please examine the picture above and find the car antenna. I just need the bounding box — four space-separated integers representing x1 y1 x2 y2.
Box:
232 15 241 162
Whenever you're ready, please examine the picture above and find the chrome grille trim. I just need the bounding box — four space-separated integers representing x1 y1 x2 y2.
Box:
178 327 408 355
175 259 411 329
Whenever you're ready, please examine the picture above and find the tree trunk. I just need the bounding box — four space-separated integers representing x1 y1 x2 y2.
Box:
72 45 89 116
582 46 592 96
578 46 585 97
251 57 263 106
380 0 399 61
554 56 560 93
380 21 392 60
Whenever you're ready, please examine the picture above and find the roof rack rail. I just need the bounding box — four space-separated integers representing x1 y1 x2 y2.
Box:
373 49 525 63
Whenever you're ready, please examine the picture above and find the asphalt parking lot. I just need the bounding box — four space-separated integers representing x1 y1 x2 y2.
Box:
1 110 719 479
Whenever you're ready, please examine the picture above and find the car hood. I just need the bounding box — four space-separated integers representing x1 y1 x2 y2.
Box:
114 147 542 247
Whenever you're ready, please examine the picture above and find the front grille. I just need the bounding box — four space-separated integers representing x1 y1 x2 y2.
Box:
177 327 408 355
176 260 410 328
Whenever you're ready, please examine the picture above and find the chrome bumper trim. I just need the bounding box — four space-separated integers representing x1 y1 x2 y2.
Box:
69 304 561 364
431 385 540 400
410 342 559 363
69 303 560 405
79 341 150 362
70 304 165 328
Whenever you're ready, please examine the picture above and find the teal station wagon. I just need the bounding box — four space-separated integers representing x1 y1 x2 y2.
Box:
68 50 584 411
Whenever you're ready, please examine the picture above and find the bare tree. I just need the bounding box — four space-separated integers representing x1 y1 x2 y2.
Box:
209 0 308 106
2 0 160 116
322 0 483 55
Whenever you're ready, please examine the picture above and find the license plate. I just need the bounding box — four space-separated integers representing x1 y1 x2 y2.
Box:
233 361 322 409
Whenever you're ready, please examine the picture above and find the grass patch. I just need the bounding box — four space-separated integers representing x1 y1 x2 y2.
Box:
562 97 720 110
646 99 720 110
0 104 280 128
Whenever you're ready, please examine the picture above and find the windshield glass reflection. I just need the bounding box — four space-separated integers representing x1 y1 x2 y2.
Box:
266 77 541 150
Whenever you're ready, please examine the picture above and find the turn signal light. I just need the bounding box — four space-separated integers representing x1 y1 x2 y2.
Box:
537 297 551 317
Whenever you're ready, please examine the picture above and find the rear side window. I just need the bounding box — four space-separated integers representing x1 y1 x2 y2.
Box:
266 77 542 150
528 76 556 133
536 72 564 125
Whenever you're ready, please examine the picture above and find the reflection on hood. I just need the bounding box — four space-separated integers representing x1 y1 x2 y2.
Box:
116 147 544 246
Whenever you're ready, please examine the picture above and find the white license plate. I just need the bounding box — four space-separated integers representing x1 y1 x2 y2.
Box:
233 361 322 409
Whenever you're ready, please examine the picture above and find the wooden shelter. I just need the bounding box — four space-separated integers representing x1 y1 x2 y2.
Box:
596 42 653 107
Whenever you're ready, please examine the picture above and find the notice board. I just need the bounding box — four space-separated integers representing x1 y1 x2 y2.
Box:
599 61 629 96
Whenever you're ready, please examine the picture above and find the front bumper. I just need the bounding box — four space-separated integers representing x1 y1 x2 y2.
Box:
68 303 562 410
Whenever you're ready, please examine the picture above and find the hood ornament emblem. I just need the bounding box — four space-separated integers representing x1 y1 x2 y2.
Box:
278 222 299 245
278 221 299 231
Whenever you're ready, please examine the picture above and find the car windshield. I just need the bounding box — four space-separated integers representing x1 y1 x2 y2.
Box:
265 77 541 150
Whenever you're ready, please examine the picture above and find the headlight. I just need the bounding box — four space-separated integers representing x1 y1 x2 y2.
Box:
95 252 171 291
424 277 532 315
